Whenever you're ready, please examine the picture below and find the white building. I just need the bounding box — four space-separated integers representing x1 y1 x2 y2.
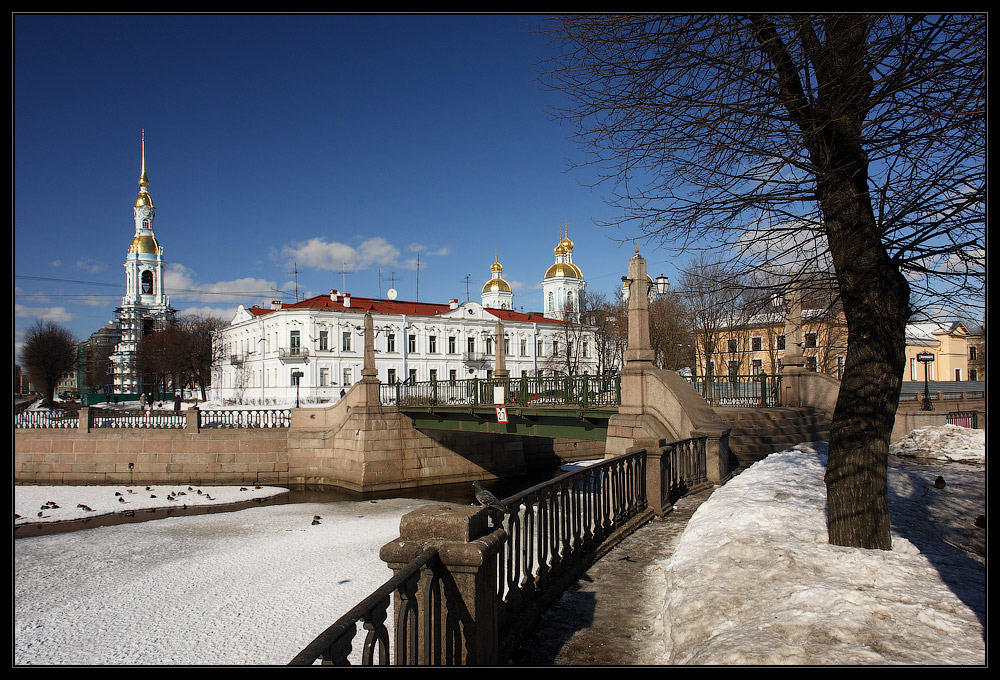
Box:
211 241 600 404
541 229 586 322
109 132 177 395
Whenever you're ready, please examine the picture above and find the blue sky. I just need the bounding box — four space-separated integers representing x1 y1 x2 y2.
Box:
15 14 677 347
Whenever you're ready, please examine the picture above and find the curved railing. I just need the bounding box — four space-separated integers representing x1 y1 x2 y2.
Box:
289 548 439 666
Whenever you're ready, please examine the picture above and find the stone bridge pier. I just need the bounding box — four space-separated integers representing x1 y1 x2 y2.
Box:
605 248 732 485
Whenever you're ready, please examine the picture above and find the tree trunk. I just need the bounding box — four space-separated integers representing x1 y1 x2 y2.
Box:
820 173 910 550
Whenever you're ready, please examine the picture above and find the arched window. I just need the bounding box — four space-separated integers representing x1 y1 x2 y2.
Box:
547 291 554 311
141 270 154 295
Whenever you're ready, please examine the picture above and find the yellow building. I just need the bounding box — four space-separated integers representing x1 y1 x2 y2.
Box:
904 322 972 383
696 315 977 383
695 309 848 380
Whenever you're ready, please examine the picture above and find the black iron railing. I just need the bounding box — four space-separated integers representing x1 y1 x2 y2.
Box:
13 408 80 429
289 549 439 666
381 374 621 409
684 373 782 407
290 438 709 666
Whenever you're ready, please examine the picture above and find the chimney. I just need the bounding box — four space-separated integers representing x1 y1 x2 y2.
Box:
343 293 351 308
450 299 459 310
271 300 282 310
329 289 339 302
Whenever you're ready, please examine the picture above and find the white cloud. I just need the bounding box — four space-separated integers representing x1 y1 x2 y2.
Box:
164 264 277 304
283 236 403 272
14 304 76 324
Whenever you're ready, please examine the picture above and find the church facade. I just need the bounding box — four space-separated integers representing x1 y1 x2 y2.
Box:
210 234 599 404
108 133 177 395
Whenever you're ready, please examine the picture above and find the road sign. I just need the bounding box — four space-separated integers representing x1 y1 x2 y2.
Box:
496 406 508 423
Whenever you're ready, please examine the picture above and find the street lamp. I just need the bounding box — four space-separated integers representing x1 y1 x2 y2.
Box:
291 369 304 408
917 352 935 411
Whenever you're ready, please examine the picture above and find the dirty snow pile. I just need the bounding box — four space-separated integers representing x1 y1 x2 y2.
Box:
890 423 985 463
659 432 985 665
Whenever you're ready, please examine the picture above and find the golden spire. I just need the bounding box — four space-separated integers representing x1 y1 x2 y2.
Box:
139 130 149 189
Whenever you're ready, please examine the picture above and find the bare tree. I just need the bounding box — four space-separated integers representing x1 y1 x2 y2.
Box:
19 320 78 409
540 15 985 549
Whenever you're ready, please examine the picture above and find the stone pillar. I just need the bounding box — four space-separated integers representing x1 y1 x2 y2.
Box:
780 283 806 407
644 445 672 517
624 248 655 366
359 311 381 406
493 318 508 404
380 503 506 665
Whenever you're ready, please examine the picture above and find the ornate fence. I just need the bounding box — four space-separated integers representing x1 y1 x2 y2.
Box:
684 373 782 408
380 374 621 409
15 407 292 430
290 438 709 666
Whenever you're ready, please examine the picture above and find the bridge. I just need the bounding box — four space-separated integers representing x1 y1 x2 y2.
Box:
379 375 621 440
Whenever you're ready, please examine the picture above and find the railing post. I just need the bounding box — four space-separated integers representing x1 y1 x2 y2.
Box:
380 504 506 665
644 445 673 517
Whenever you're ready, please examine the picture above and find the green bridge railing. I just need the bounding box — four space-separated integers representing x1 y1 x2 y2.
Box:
683 372 782 408
379 374 621 410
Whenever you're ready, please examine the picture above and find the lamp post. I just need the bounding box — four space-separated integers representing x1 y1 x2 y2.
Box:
291 369 304 408
917 352 935 411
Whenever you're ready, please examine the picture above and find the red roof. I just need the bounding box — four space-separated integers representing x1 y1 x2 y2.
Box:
247 292 567 324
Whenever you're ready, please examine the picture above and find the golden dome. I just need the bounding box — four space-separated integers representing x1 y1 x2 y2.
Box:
135 191 154 209
554 235 575 256
544 262 584 280
128 234 161 255
491 258 503 273
482 278 512 294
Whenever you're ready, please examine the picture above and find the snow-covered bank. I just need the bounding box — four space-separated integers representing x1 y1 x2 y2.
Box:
659 430 985 665
14 425 986 666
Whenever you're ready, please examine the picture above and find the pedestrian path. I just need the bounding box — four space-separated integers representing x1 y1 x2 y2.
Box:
511 485 717 666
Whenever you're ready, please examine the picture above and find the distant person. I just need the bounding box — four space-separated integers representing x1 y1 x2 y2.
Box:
139 393 146 410
340 388 346 398
174 393 181 411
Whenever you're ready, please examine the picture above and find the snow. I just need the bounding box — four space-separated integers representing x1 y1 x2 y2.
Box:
14 425 986 666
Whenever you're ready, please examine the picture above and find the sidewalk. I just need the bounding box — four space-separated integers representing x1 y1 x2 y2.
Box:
511 484 717 666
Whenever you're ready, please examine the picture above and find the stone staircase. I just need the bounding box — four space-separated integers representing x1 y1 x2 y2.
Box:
715 407 832 468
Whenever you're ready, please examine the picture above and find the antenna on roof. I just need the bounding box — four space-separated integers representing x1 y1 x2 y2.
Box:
291 262 300 301
341 262 353 293
415 254 421 302
462 274 472 302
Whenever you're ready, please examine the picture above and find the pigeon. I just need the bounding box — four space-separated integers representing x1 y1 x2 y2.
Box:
934 475 946 490
240 487 248 491
473 481 507 512
311 519 321 525
145 486 152 491
313 515 322 521
118 497 126 503
150 494 157 499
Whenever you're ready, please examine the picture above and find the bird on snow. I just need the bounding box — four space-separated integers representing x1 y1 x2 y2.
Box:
473 481 507 512
118 497 126 503
311 519 321 525
934 475 946 490
313 515 322 521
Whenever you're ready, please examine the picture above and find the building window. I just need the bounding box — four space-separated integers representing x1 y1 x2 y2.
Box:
504 338 510 355
429 369 438 382
408 368 417 384
751 336 763 352
806 356 817 371
752 359 763 374
467 337 476 354
387 333 396 353
387 368 397 384
970 368 978 381
291 369 302 386
448 336 456 354
955 368 962 381
290 330 301 355
318 330 328 351
342 331 352 352
776 335 785 350
537 338 544 356
319 367 330 386
582 339 590 358
429 335 437 353
970 346 977 361
727 360 739 381
520 338 527 356
449 369 457 384
805 332 817 349
727 338 738 353
343 367 353 386
408 334 417 353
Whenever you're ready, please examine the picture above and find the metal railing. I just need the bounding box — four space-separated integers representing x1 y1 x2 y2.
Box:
15 407 292 429
289 549 439 666
88 408 186 429
290 437 709 666
13 408 80 429
197 409 291 428
684 373 782 408
946 410 979 429
380 374 621 409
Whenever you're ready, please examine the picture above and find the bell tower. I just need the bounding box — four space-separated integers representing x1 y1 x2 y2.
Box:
109 132 177 395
